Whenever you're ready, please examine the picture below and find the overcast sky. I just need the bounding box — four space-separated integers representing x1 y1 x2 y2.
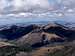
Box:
0 0 75 25
0 0 61 14
0 0 75 13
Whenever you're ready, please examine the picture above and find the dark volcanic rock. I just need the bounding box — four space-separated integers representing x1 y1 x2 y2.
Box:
0 23 75 47
0 24 40 40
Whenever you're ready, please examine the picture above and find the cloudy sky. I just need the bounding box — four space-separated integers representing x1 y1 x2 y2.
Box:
0 0 75 15
0 0 58 14
0 0 75 25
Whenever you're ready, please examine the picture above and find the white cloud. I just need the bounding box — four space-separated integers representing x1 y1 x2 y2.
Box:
0 0 59 14
0 0 75 18
0 0 61 14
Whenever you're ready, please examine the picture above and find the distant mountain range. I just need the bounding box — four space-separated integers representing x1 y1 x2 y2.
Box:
0 22 75 41
0 22 75 56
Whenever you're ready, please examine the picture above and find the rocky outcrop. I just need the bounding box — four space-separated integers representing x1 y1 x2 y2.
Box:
15 23 75 48
16 24 66 47
0 23 75 56
0 23 75 47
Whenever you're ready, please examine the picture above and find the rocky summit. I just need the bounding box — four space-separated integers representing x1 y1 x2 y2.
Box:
0 23 75 56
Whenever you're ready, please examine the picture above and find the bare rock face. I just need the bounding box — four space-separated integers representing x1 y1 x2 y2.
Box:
0 23 75 56
16 26 65 47
0 23 75 48
15 23 75 48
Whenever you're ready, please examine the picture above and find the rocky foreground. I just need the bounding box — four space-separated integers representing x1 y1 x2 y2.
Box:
0 23 75 56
